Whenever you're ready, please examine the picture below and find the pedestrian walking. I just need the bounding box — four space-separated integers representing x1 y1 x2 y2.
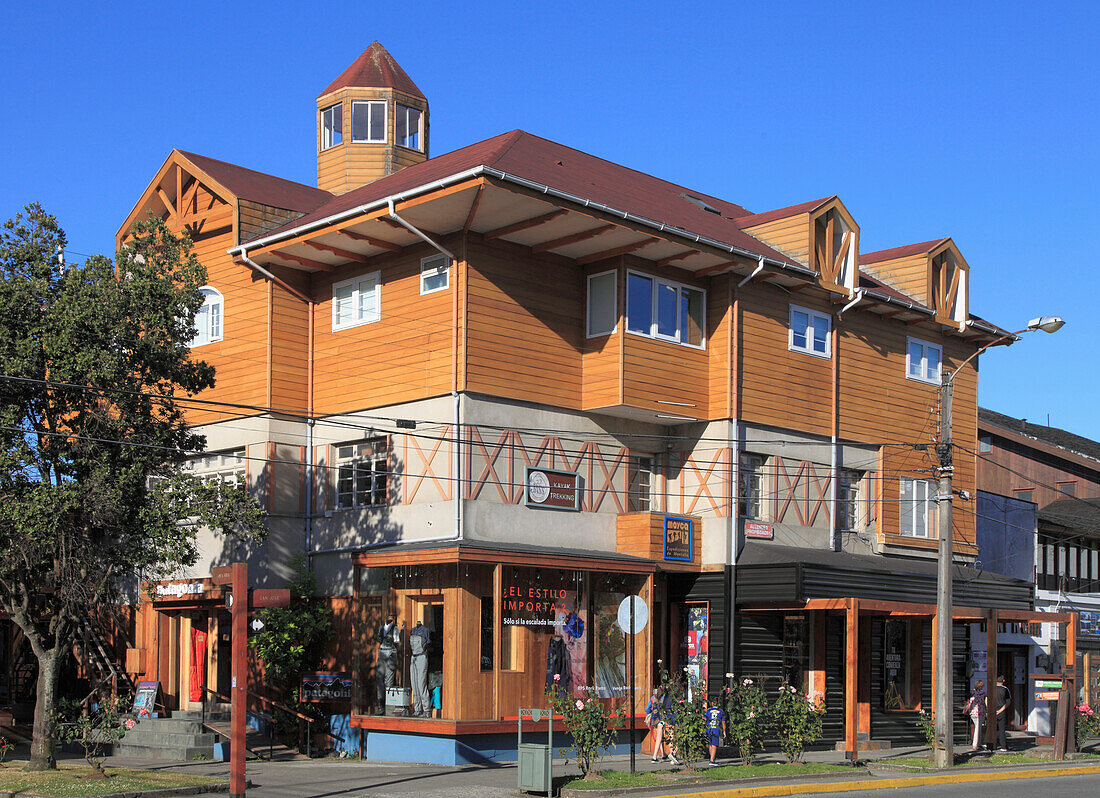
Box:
965 679 987 750
645 686 666 762
994 674 1012 751
704 697 726 766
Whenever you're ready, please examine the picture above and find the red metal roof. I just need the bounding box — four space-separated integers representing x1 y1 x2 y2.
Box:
859 239 947 265
734 197 831 228
256 129 799 266
179 150 331 213
320 42 425 99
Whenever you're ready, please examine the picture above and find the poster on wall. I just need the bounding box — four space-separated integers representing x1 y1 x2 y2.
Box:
681 606 709 690
552 592 588 700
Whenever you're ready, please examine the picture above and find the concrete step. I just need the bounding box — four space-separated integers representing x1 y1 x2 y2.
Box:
123 730 219 747
115 742 216 761
131 718 206 734
171 710 229 722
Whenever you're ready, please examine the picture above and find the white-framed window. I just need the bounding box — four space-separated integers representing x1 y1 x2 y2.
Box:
586 270 617 337
899 477 936 538
837 469 861 532
628 454 654 512
906 337 942 385
332 271 380 331
183 448 246 488
788 305 830 357
191 287 223 347
321 103 343 150
351 101 386 143
335 438 388 508
739 453 766 519
396 104 422 150
625 271 705 348
420 254 450 295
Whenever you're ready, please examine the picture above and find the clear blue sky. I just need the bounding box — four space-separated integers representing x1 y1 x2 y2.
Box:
2 1 1096 439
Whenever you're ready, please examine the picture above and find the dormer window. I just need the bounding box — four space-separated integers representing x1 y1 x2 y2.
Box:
396 104 422 150
321 103 343 150
352 101 386 143
932 247 968 325
812 207 857 293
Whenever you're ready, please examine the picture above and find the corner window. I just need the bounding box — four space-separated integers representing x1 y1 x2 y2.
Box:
332 271 380 331
789 305 830 357
321 103 343 150
191 287 223 347
586 270 617 337
625 271 705 348
396 104 422 150
335 438 388 508
906 337 942 385
739 453 766 519
351 101 386 143
899 477 936 538
420 254 450 295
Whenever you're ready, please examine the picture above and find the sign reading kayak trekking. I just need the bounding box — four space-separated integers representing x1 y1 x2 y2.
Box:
524 467 580 510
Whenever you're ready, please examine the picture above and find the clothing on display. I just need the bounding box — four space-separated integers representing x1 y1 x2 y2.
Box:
189 626 208 703
375 620 400 713
563 612 585 640
409 622 431 715
545 635 571 692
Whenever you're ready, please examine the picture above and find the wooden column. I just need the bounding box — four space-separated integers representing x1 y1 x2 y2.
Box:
1066 612 1078 695
930 614 937 708
812 611 827 698
985 609 998 749
858 617 872 735
230 562 247 798
845 598 859 760
492 563 501 720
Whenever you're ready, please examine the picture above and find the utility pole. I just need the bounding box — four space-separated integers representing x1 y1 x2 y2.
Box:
933 380 954 768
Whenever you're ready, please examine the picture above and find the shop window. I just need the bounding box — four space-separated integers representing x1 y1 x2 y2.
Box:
679 603 710 695
351 100 385 143
586 270 617 337
883 619 912 709
479 596 493 671
782 615 807 691
625 271 705 348
837 469 861 532
335 438 388 508
321 103 342 150
739 453 766 519
396 104 422 150
899 477 936 538
627 455 653 512
788 305 830 357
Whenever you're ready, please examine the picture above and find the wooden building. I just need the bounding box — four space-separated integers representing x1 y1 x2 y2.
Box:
110 42 1053 763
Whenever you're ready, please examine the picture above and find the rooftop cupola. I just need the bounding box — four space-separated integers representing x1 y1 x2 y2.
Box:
316 42 429 194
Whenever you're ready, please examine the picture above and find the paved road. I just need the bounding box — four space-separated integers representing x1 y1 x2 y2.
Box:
791 773 1100 798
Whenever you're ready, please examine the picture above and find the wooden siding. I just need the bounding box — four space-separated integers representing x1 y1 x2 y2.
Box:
617 512 702 570
743 213 811 265
862 253 930 307
580 263 622 410
977 427 1100 505
239 201 305 244
707 274 733 419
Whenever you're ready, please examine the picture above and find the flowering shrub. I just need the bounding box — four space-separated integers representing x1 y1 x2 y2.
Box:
1077 703 1100 741
916 709 936 751
771 683 825 763
660 667 709 771
722 677 770 765
0 737 13 764
545 689 623 779
55 694 131 777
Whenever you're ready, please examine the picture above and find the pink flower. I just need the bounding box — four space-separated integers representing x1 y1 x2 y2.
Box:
125 719 136 729
576 700 584 710
743 678 753 686
553 674 561 682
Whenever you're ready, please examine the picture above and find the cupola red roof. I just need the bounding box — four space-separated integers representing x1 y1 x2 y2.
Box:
319 42 425 99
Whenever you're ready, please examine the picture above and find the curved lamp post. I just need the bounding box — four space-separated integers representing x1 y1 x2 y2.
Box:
932 315 1064 767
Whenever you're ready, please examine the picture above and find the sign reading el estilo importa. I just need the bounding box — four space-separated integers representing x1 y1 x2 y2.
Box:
524 467 581 510
501 584 572 627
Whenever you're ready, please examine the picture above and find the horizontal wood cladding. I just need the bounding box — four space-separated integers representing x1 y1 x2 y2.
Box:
743 213 811 265
464 236 583 408
616 512 701 570
621 334 708 414
707 275 733 419
311 242 454 415
239 201 305 244
863 253 930 307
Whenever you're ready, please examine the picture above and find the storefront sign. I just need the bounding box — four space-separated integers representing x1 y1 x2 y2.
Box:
502 585 571 626
663 517 693 561
155 582 205 599
132 681 160 716
1034 678 1063 689
300 672 352 702
211 566 233 585
1035 691 1061 702
524 467 580 511
252 589 291 608
745 522 773 540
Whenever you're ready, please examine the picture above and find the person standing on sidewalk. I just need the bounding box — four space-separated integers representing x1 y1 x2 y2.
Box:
645 686 667 762
965 680 987 751
995 674 1012 751
704 697 726 767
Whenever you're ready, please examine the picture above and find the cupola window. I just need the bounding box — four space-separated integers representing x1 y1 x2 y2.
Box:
396 104 422 150
321 103 343 150
352 101 386 143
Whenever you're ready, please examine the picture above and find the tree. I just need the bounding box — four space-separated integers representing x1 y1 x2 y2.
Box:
0 205 266 770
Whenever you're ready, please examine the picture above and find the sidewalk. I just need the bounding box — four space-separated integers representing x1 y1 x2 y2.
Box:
60 734 1100 798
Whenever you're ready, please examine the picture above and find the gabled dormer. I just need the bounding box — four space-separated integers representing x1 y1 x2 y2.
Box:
860 238 969 328
316 42 430 195
736 196 859 295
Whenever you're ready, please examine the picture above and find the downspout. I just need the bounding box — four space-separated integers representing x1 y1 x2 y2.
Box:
387 199 457 261
832 290 863 551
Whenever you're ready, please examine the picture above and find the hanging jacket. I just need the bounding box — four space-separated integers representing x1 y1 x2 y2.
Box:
545 636 571 692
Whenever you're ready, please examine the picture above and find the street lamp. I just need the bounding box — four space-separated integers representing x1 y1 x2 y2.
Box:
932 316 1064 767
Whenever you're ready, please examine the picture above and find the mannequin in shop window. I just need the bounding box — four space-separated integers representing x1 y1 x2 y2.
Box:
375 616 400 715
409 621 431 717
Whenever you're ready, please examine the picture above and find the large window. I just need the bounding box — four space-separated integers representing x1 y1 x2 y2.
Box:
352 101 386 143
586 270 617 337
332 271 380 330
789 305 830 357
906 337 942 385
420 254 450 295
184 448 245 487
625 272 704 347
191 287 223 347
899 477 936 538
396 104 422 150
321 103 342 150
335 438 388 508
739 453 766 519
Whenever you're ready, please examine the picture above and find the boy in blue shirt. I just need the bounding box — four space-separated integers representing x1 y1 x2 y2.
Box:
704 698 726 766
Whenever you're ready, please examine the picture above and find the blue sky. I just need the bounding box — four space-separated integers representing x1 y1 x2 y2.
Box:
2 1 1096 439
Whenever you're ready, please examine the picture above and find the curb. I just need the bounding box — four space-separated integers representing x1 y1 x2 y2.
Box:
559 769 872 797
0 780 231 798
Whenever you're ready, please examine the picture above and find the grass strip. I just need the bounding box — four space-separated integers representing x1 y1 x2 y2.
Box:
0 761 224 797
562 762 852 790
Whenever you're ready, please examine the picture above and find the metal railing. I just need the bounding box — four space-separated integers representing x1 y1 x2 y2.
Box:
200 685 341 759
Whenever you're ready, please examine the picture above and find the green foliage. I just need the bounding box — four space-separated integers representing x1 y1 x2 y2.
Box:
1076 703 1100 741
916 708 936 750
546 688 624 779
771 682 825 763
55 695 129 774
0 737 13 764
0 205 266 769
659 667 708 771
721 677 770 765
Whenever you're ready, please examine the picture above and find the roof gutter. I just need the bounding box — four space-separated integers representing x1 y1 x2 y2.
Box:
227 166 814 280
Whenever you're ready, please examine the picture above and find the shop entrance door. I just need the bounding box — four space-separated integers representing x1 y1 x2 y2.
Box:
216 610 232 698
413 599 444 717
997 646 1029 729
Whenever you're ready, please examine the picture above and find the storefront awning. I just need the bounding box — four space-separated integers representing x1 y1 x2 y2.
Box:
353 539 657 574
